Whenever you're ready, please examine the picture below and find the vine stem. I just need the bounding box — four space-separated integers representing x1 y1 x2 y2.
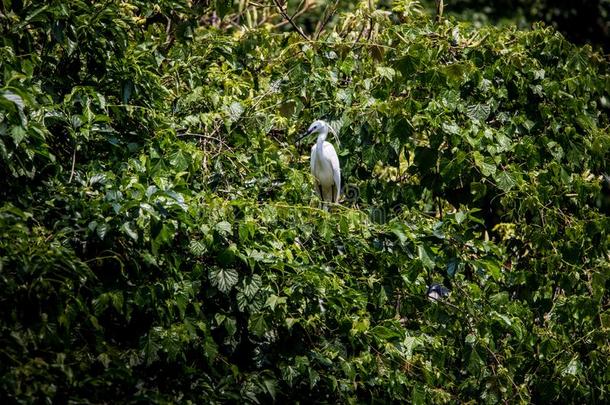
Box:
435 0 444 23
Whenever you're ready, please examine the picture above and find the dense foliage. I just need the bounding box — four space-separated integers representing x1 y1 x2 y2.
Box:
1 0 609 403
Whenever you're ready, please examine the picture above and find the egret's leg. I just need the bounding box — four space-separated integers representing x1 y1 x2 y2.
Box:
319 185 331 211
331 185 335 204
316 183 327 210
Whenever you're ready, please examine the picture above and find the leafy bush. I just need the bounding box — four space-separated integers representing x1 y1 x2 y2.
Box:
1 0 609 403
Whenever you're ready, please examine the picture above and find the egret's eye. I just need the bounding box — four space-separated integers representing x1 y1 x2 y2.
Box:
313 126 317 129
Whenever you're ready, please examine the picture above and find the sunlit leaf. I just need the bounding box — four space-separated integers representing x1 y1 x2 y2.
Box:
210 268 238 293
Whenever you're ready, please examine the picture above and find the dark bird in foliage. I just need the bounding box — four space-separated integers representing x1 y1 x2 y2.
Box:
427 283 450 301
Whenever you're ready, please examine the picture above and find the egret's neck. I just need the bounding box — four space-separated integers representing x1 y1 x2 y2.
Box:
316 130 328 146
314 130 328 164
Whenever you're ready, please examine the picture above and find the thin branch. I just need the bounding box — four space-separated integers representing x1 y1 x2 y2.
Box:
163 15 175 51
291 0 307 19
91 0 114 23
435 0 444 23
350 20 366 50
365 15 374 43
176 132 223 142
366 0 374 42
314 0 339 40
273 0 310 41
273 0 313 28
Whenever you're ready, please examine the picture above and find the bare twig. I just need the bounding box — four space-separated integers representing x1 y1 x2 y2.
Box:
91 0 114 23
350 20 366 50
273 0 310 41
176 132 223 142
274 0 314 28
365 16 374 42
435 0 444 23
165 15 172 37
350 0 374 50
162 15 175 51
314 0 339 40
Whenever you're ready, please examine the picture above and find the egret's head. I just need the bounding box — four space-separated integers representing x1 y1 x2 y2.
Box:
306 120 327 136
298 119 339 147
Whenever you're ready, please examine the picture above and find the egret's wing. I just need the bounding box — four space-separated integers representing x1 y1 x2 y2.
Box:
310 144 317 176
309 144 323 199
323 142 341 202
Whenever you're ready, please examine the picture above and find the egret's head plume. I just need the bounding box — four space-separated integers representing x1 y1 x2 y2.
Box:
327 123 340 149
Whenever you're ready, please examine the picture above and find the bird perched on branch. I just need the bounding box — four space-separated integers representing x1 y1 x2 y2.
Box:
298 120 341 205
427 283 450 301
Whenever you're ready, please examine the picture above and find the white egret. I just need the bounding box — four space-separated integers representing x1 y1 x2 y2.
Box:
299 120 341 204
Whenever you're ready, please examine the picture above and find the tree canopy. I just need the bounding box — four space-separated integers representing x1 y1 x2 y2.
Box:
1 0 609 403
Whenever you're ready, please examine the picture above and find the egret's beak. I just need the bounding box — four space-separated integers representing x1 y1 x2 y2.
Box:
297 129 312 143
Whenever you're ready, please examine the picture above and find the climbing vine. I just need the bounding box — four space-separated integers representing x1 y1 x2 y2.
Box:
1 0 609 403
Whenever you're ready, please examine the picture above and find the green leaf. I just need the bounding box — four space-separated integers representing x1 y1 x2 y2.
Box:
10 126 26 145
218 244 237 266
122 80 134 103
376 66 396 81
494 171 516 192
391 224 408 244
151 221 175 253
249 313 267 337
1 90 25 111
189 239 207 256
411 385 426 405
473 151 496 176
490 292 509 306
561 356 582 377
169 150 189 171
455 211 466 224
447 258 458 276
265 294 287 310
442 61 474 84
263 379 277 401
215 221 232 236
215 0 233 19
97 222 108 239
308 368 320 388
492 311 513 328
467 348 485 375
242 274 262 299
238 220 255 241
467 103 491 122
121 222 138 241
210 268 239 293
402 336 421 358
226 101 243 123
370 325 402 341
175 292 188 319
110 292 124 313
203 336 219 362
418 245 435 269
351 317 370 335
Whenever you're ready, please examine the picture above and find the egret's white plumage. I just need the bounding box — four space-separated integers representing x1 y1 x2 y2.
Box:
303 120 341 204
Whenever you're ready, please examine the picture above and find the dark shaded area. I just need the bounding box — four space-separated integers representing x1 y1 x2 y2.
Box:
442 0 610 52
